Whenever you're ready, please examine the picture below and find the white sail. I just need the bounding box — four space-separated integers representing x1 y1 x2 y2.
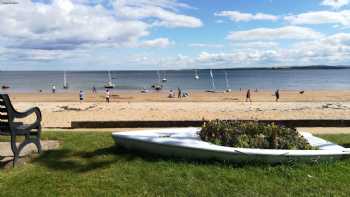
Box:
162 71 167 82
105 71 115 88
194 69 199 80
224 70 231 92
209 69 215 90
63 71 68 89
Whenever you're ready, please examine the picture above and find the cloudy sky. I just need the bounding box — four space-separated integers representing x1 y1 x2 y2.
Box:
1 0 350 70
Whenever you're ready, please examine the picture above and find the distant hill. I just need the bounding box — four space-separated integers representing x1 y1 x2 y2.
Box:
284 65 350 70
213 65 350 71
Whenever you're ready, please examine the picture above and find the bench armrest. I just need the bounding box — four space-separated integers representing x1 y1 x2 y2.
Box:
15 107 41 123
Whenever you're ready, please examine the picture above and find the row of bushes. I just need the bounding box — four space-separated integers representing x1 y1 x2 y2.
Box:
199 120 313 150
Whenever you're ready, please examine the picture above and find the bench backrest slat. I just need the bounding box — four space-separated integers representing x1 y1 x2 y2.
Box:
0 94 16 133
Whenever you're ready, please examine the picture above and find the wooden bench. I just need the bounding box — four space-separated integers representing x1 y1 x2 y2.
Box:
0 94 42 166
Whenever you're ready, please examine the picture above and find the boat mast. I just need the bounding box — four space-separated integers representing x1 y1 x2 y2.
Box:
157 70 161 83
108 71 112 84
224 71 229 89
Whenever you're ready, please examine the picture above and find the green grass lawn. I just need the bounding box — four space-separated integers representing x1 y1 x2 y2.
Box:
1 132 350 196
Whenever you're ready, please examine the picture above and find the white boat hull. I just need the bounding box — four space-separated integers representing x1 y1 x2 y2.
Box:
112 128 350 163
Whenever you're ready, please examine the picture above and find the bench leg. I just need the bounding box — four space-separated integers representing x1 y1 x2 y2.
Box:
35 127 42 154
10 135 18 167
10 128 42 167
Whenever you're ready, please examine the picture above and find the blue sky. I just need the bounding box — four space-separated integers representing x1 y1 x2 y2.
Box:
1 0 350 70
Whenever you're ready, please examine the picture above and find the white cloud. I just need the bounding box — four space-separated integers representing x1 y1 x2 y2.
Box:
189 43 224 48
190 32 350 67
214 11 278 22
114 0 202 28
285 10 350 26
139 38 173 48
321 0 349 9
196 50 280 66
231 42 280 49
227 26 323 41
0 0 201 66
0 0 149 51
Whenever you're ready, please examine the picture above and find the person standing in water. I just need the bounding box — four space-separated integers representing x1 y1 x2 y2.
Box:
105 89 110 103
246 89 252 102
79 90 84 102
275 89 280 102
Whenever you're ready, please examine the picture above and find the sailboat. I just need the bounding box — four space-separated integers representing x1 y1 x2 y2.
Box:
151 71 163 90
194 69 199 80
104 71 115 89
206 69 216 92
162 71 167 83
224 71 231 92
63 71 69 89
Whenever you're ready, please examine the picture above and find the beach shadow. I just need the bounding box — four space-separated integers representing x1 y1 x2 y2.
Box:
32 143 342 172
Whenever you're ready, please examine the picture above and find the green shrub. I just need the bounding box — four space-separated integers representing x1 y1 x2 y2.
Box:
199 120 313 150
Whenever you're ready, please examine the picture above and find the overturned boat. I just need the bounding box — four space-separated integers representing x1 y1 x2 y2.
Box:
112 128 350 164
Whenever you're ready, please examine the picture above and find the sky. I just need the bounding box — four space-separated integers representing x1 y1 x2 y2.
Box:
1 0 350 70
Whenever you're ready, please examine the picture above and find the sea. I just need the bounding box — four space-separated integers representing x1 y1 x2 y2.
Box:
0 68 350 92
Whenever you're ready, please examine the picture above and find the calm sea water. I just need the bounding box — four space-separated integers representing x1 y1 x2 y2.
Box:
0 69 350 92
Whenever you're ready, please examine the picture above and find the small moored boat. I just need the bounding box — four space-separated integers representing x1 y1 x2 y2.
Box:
1 85 10 89
104 71 115 89
112 128 350 164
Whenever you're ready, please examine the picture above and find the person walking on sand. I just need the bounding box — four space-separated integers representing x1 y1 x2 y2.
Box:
92 86 97 94
177 87 182 98
246 89 252 102
52 85 56 94
105 89 110 103
79 90 84 102
275 89 280 102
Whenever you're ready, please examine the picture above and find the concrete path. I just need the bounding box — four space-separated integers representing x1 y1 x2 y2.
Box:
0 140 60 168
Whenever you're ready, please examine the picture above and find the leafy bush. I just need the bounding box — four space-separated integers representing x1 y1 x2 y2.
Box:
199 120 313 150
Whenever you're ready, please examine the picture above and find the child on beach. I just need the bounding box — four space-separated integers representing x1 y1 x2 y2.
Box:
246 89 252 102
92 86 97 94
79 90 84 102
105 89 110 103
168 90 175 98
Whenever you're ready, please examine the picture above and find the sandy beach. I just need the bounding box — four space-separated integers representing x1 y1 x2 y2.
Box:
6 90 350 128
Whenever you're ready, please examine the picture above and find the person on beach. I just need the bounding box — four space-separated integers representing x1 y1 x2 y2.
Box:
92 86 97 94
52 85 56 93
79 90 84 102
105 89 110 103
246 89 252 102
178 87 182 98
275 89 280 102
168 89 175 98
